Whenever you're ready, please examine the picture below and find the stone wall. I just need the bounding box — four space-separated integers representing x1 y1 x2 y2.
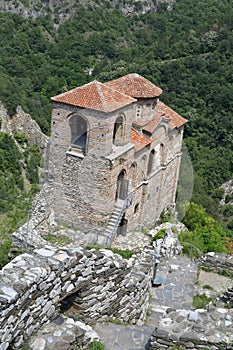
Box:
199 252 233 276
149 306 233 349
148 252 233 349
0 245 152 349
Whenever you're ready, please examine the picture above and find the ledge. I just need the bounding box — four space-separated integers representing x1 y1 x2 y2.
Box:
105 143 134 161
66 149 85 158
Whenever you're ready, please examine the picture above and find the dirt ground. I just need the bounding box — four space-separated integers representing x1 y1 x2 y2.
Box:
198 269 232 295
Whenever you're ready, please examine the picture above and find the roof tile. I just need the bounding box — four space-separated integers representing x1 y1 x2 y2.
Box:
156 101 187 129
130 129 152 152
104 73 162 98
51 80 136 113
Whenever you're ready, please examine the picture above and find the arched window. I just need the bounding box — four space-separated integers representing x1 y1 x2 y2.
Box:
160 144 165 165
141 155 147 180
113 116 124 145
131 161 137 187
69 115 88 152
147 149 155 175
115 169 128 200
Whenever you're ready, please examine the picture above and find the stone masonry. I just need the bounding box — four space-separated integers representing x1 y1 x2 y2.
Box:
0 245 153 349
48 73 187 242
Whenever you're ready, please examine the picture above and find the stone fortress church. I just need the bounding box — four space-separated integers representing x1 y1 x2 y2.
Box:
49 73 187 244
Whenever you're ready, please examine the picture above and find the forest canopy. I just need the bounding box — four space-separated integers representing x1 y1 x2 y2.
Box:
0 0 232 224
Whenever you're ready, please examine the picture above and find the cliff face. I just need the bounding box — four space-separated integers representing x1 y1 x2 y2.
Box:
0 0 176 22
0 102 48 153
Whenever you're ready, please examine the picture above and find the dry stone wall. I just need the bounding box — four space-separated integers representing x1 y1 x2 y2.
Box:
148 252 233 349
199 252 233 276
149 306 233 349
0 245 152 349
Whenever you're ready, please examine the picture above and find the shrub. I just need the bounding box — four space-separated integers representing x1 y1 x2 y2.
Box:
225 194 233 204
88 341 105 350
181 203 229 254
151 228 166 243
0 240 11 269
14 133 29 144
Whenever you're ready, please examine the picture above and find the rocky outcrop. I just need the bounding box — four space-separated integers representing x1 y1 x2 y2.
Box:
0 0 176 23
0 104 48 153
220 180 233 205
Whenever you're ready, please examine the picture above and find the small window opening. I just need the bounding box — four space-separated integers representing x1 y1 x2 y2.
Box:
134 203 140 214
136 105 142 119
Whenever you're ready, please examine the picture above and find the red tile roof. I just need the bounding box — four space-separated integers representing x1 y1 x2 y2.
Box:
130 129 152 152
104 73 162 98
142 116 162 134
51 80 136 113
156 101 187 129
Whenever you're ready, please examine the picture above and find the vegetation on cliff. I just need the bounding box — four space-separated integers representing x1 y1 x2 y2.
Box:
0 0 232 257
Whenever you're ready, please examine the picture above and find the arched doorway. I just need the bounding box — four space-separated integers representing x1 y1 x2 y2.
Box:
115 170 128 201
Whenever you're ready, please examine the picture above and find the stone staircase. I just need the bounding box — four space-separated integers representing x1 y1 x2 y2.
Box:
100 199 125 246
105 199 126 245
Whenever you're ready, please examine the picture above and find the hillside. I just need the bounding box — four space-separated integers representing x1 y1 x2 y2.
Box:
0 0 232 238
0 0 175 21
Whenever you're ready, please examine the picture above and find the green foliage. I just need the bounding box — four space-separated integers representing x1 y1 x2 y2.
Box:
192 294 214 309
110 248 134 259
0 131 41 269
14 132 29 144
160 209 175 223
21 341 32 350
180 202 230 254
0 240 11 269
88 341 105 350
203 285 214 290
0 0 232 258
85 244 134 259
151 229 166 242
44 232 73 246
0 132 23 212
25 145 42 184
225 194 233 204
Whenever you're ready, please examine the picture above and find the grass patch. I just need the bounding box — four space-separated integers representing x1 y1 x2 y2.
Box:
88 341 105 350
110 248 134 259
44 233 74 246
0 240 12 269
192 294 214 309
85 244 134 259
203 284 214 290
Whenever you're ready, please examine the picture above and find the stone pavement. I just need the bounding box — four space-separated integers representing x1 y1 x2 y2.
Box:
94 254 199 350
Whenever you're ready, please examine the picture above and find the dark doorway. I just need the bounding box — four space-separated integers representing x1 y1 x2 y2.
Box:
117 214 127 236
115 170 128 201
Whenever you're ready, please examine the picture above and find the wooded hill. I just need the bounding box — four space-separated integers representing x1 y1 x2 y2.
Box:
0 0 232 250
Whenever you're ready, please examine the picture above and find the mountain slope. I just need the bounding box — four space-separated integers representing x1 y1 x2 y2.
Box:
0 0 175 22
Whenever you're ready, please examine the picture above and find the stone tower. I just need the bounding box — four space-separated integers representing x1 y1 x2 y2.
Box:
49 74 187 243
